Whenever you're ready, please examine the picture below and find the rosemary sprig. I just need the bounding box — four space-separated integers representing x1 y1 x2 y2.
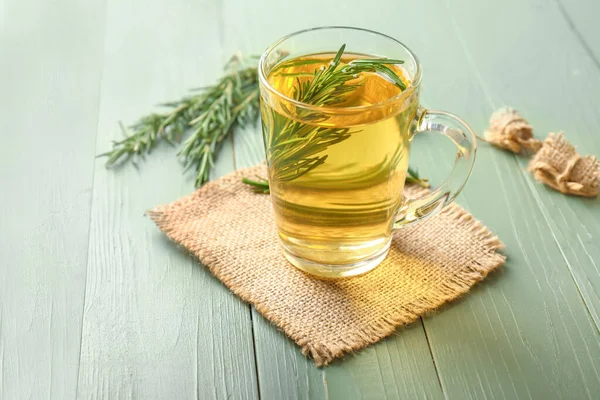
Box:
265 44 408 182
99 49 429 190
241 177 270 193
99 55 259 187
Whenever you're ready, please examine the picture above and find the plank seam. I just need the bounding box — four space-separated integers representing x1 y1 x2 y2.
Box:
74 0 109 396
221 5 259 398
249 307 262 400
420 318 448 400
553 0 600 72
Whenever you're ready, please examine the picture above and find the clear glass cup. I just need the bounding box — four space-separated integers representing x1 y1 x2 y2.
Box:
259 27 477 278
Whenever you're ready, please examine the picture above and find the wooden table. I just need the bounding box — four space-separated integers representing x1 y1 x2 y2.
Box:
2 0 600 398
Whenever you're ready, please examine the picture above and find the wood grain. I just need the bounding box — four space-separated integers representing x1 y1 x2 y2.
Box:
406 0 600 398
553 0 600 68
324 322 444 400
0 0 105 398
486 0 600 330
75 1 258 398
3 0 600 398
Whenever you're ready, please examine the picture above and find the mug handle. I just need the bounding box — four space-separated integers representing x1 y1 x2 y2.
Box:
393 108 477 229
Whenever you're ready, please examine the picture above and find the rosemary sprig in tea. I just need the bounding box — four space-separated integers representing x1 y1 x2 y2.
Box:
265 44 408 182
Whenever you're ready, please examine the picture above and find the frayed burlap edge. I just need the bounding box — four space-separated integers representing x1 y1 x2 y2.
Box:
148 166 505 366
293 206 505 365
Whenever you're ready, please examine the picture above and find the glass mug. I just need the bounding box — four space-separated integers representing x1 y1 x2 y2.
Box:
258 27 476 278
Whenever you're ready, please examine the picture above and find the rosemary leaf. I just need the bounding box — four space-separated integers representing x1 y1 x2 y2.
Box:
241 177 270 193
265 44 410 183
100 47 429 190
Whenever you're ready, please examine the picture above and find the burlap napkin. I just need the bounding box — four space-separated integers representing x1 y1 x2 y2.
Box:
148 164 505 366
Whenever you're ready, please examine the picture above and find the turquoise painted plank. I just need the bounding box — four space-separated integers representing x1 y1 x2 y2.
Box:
440 0 600 331
224 1 444 398
446 0 600 334
0 0 105 398
251 312 328 400
325 322 444 400
75 0 258 398
400 0 600 398
553 0 600 65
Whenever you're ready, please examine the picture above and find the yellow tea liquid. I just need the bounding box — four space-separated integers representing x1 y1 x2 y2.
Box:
261 53 419 277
